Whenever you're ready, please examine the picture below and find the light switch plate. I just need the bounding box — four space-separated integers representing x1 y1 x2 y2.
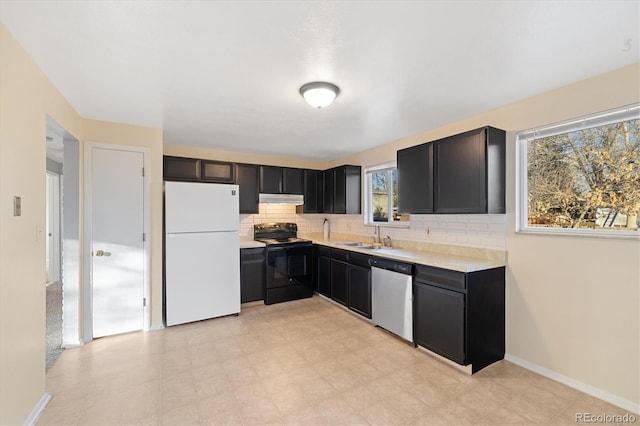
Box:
13 196 21 216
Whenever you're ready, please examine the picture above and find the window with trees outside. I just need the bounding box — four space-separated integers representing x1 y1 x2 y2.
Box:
517 105 639 237
365 163 399 224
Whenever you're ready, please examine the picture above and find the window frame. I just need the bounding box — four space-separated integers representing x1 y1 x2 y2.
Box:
516 104 640 238
364 161 406 227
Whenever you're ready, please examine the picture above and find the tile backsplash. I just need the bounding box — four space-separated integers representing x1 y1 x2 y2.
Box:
240 204 506 251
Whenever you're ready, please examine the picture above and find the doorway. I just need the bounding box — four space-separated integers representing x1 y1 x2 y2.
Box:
45 117 80 370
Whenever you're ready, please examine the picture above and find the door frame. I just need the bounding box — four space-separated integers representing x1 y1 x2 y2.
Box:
83 142 151 342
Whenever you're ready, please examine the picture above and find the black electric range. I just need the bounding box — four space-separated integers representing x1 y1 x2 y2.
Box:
254 223 313 304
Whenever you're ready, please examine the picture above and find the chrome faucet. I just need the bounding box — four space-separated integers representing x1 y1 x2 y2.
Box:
374 224 381 244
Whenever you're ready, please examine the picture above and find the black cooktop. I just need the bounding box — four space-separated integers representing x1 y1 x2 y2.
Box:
253 223 311 246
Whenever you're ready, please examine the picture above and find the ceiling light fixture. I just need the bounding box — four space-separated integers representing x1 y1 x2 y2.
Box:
299 81 340 109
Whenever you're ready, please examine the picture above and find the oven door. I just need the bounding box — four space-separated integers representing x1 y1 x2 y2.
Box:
265 244 313 289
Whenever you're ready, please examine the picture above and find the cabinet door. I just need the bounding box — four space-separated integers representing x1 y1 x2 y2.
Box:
201 160 234 183
283 168 303 195
318 255 331 297
414 281 465 364
330 259 349 306
333 167 346 214
240 248 264 303
260 166 283 193
323 169 334 214
302 170 323 213
164 156 200 181
344 166 362 214
349 264 371 318
434 128 486 213
236 164 259 214
397 143 433 213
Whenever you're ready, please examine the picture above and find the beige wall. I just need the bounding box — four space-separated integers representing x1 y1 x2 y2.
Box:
0 24 165 424
0 24 83 424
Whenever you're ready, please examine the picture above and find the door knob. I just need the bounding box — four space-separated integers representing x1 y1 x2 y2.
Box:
95 250 111 257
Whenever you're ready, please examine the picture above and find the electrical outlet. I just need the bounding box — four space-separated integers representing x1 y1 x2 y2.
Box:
13 196 21 216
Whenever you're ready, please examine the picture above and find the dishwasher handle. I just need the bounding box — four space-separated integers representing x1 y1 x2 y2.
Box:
369 257 413 275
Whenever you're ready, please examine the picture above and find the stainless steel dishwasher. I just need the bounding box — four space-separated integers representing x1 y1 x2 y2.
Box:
370 257 413 342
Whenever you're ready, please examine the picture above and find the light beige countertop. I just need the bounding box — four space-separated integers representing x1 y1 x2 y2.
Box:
240 240 265 249
311 238 505 273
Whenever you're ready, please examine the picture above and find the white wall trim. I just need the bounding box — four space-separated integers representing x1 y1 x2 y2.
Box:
83 142 152 341
505 353 639 414
23 393 51 426
149 323 165 331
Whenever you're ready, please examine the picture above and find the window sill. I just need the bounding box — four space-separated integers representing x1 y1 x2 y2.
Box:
364 222 411 229
516 227 640 239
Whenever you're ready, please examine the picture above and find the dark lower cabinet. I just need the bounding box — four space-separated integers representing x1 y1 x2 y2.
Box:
413 264 505 373
348 264 371 318
240 248 265 303
318 249 331 297
235 164 259 214
331 259 349 306
413 282 465 364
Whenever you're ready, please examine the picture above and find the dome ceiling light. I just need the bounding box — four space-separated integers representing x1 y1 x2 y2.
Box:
299 81 340 109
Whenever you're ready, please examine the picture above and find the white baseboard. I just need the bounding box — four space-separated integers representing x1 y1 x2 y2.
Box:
24 393 51 426
505 353 639 414
148 323 165 331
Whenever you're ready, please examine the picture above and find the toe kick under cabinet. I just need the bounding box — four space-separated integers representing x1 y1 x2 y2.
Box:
413 264 505 373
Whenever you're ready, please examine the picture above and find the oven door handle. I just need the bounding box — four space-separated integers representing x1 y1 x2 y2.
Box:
266 247 287 252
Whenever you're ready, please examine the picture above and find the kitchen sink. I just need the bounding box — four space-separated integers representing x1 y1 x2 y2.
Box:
336 242 384 250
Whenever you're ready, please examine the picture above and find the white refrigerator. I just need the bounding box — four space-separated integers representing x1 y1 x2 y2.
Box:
164 181 240 326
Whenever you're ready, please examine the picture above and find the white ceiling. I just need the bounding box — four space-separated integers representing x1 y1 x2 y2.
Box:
1 1 638 161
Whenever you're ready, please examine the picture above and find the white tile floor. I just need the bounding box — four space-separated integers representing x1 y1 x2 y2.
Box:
39 296 632 425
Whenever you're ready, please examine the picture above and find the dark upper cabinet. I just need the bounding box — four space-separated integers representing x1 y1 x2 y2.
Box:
397 142 433 214
323 170 334 213
235 164 260 214
259 166 303 194
240 248 265 303
201 159 234 183
434 127 505 214
260 166 283 193
301 169 323 213
324 165 361 214
164 156 200 181
283 168 304 195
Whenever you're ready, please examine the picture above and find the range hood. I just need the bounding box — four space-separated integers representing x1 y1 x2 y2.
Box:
258 193 304 205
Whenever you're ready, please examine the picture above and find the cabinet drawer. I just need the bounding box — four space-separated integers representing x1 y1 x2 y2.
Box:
331 248 350 262
415 264 466 291
241 247 265 261
317 245 331 257
349 252 371 269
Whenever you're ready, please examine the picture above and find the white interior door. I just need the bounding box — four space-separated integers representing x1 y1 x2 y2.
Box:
91 147 144 338
46 172 61 283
